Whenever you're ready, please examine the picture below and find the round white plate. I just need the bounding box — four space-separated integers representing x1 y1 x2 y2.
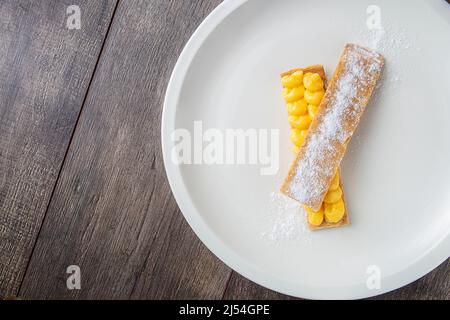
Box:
162 0 450 299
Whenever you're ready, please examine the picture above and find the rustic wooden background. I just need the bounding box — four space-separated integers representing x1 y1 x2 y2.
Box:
0 0 448 300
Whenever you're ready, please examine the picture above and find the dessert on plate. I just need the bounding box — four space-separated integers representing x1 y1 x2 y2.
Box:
279 43 384 229
280 65 349 230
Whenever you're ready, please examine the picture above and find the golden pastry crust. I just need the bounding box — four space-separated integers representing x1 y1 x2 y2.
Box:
280 64 327 82
281 64 349 230
281 44 384 211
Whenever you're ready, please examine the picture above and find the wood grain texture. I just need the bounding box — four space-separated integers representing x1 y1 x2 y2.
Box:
5 0 449 300
0 0 117 297
223 272 298 300
20 0 229 299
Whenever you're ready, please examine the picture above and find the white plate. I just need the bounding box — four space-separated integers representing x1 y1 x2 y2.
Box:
162 0 450 299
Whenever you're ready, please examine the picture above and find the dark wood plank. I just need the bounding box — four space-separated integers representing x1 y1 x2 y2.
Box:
223 273 298 300
0 0 117 297
20 0 230 299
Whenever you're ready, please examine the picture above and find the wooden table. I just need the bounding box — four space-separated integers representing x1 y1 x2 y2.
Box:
0 0 448 300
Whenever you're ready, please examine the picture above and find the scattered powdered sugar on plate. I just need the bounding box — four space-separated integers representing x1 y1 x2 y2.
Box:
353 22 419 89
355 24 416 57
261 192 311 244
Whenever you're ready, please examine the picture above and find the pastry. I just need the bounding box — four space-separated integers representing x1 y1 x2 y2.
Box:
281 44 384 211
280 65 349 229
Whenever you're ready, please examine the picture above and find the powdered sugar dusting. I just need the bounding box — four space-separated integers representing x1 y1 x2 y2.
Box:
287 44 384 209
353 23 419 89
261 192 311 243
